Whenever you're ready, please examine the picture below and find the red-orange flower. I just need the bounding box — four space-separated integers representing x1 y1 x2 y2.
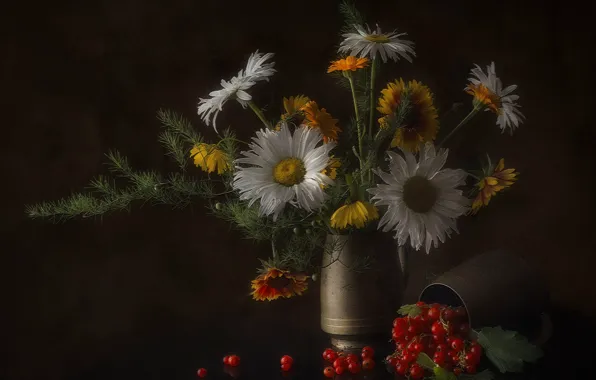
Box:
251 267 309 301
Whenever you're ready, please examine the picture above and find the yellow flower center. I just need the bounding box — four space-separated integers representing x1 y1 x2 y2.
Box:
403 176 438 213
365 34 391 43
273 157 306 186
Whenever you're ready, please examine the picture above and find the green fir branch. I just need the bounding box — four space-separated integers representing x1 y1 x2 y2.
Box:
158 130 188 172
26 153 218 222
157 109 203 146
339 0 365 34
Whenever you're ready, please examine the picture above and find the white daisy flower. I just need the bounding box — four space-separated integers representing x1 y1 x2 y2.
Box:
338 24 415 63
368 143 470 253
466 62 525 134
233 123 335 221
197 50 276 132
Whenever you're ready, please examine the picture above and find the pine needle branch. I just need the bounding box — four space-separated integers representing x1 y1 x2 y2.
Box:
157 109 203 146
339 0 365 34
158 130 188 172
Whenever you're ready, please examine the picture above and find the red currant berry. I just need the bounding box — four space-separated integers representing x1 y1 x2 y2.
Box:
280 355 293 365
431 321 446 335
443 308 456 321
361 346 374 358
397 342 407 351
197 368 208 378
465 365 477 374
469 343 483 357
227 355 240 367
448 351 460 363
396 363 408 375
412 342 424 353
454 307 467 318
223 356 230 365
348 361 361 374
323 366 335 378
322 348 335 360
326 351 338 362
457 323 470 335
454 367 463 376
402 333 414 342
401 352 413 363
281 363 292 372
334 357 347 369
427 306 441 320
394 317 407 329
451 338 464 352
410 364 424 379
335 366 345 375
433 351 445 366
362 358 375 370
416 301 426 307
436 343 448 352
345 353 358 363
464 352 478 364
407 324 418 334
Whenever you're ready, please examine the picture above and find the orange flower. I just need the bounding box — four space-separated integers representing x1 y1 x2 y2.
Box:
465 83 502 114
377 79 439 152
302 101 341 143
471 158 519 214
327 56 369 73
251 267 309 301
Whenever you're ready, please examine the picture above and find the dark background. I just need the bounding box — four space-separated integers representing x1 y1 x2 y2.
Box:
2 0 595 379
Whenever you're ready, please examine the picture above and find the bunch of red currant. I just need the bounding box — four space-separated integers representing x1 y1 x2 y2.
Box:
322 346 376 377
385 302 483 378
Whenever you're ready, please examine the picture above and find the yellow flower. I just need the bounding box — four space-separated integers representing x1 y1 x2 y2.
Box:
251 267 309 301
319 157 341 189
275 95 311 130
471 158 519 214
377 79 439 153
302 101 341 143
190 143 231 174
330 201 379 230
327 56 369 73
283 95 311 116
321 157 341 180
465 83 502 114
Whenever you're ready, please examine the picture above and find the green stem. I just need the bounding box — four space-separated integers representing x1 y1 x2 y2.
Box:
437 105 482 148
368 57 377 138
248 100 272 129
348 74 364 172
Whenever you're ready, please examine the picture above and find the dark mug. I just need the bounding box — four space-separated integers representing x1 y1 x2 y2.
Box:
418 250 551 343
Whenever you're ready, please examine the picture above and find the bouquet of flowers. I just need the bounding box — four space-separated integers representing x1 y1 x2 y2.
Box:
27 2 522 302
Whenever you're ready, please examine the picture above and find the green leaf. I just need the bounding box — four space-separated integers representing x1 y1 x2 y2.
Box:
433 366 457 380
477 326 543 373
459 370 495 380
397 303 422 317
416 353 435 370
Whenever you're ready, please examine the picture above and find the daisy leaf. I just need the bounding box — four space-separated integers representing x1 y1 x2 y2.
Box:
397 303 422 317
477 326 543 373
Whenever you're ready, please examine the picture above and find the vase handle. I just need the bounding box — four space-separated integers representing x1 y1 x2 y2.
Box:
398 245 409 289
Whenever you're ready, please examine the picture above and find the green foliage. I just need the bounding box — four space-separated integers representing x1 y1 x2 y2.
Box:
339 0 365 34
416 353 436 370
397 303 422 317
477 326 543 373
433 366 458 380
25 151 217 222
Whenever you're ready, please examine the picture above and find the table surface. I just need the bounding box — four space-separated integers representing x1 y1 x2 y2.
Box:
60 308 594 380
